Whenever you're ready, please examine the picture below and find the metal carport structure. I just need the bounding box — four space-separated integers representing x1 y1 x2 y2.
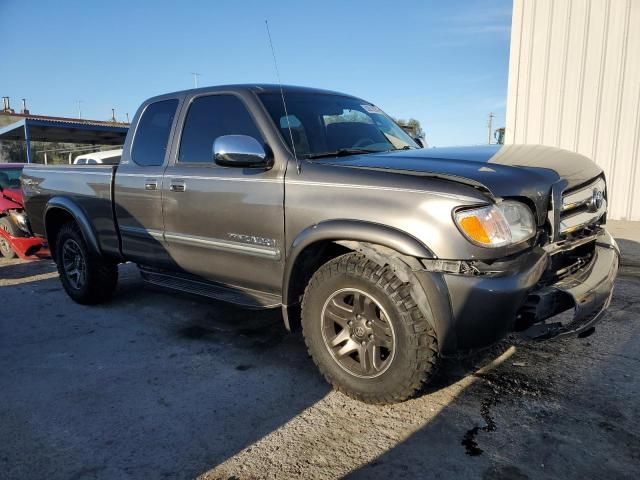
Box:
0 115 128 163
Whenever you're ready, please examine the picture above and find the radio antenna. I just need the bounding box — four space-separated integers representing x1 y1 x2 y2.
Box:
265 20 300 174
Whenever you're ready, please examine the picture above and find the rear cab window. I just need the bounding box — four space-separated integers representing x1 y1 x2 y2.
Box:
131 99 179 166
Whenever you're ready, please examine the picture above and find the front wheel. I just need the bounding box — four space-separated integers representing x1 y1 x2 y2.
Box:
55 222 118 304
0 217 18 258
302 252 439 404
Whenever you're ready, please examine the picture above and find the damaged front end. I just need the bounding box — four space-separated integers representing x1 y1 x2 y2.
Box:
515 228 619 340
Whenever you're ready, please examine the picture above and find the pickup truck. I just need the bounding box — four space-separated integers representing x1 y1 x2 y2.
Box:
22 84 619 404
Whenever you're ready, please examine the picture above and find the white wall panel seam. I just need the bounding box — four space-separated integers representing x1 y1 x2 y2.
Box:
591 1 611 162
557 0 573 146
574 0 592 152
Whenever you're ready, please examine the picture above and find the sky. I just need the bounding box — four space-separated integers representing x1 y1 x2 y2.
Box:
0 0 513 146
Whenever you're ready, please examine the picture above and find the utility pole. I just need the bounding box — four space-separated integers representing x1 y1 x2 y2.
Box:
487 112 494 144
191 72 201 88
76 100 83 119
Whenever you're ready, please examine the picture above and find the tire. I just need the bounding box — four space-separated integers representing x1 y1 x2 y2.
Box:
302 252 439 404
55 222 118 304
0 217 19 258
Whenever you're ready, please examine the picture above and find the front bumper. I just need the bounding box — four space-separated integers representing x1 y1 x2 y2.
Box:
433 229 619 355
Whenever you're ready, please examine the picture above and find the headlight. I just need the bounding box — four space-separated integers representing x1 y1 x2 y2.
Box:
454 201 535 248
9 209 30 234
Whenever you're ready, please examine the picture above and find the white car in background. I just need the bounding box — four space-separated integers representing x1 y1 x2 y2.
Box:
73 149 122 165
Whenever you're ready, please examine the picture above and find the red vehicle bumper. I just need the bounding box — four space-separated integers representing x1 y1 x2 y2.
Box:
0 228 49 259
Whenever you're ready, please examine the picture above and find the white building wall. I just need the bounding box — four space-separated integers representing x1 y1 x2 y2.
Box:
506 0 640 220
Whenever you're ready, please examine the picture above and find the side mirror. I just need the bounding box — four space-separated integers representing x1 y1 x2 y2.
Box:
213 135 272 168
414 137 426 148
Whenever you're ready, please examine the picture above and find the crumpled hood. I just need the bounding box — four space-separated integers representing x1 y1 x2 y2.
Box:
1 188 23 208
323 144 603 224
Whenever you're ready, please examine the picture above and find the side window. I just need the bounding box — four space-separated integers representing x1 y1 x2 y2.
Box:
279 115 310 156
179 95 261 163
131 99 178 167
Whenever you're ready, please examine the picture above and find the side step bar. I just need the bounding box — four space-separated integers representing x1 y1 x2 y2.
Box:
138 266 281 309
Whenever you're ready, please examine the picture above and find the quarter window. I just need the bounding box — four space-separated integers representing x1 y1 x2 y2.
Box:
179 95 262 163
131 99 178 167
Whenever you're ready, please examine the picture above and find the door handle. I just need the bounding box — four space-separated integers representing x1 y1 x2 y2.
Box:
144 179 158 190
169 180 186 192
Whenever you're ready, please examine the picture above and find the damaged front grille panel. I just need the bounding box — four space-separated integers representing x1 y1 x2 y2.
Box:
556 177 607 238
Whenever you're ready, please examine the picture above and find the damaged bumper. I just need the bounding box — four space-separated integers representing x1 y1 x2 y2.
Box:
0 228 48 259
518 230 619 339
430 229 619 355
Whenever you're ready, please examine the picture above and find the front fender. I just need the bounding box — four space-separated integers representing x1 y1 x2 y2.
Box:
282 219 434 307
44 197 102 258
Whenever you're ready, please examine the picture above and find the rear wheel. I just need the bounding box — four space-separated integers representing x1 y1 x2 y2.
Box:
55 222 118 304
0 217 19 258
302 252 439 404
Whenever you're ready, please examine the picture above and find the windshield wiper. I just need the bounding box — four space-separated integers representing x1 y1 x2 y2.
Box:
305 148 377 159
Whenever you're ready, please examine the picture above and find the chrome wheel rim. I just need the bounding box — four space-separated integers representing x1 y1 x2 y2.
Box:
0 237 10 254
61 239 86 290
321 288 396 378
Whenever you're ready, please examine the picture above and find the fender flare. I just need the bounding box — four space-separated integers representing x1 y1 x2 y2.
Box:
44 197 102 257
282 219 435 307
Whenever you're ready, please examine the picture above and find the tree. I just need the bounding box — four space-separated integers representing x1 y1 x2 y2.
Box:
0 140 24 163
393 117 425 139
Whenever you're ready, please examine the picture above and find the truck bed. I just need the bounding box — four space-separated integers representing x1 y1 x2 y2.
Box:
22 164 120 257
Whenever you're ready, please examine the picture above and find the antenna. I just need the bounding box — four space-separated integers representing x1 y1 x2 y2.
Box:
265 20 300 174
191 72 201 88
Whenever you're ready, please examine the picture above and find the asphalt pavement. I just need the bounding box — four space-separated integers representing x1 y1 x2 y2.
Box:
1 223 639 479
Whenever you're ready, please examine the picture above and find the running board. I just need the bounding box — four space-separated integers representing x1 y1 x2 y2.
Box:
138 266 281 309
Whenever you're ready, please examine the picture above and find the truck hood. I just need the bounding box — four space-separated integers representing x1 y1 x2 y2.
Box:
322 144 603 224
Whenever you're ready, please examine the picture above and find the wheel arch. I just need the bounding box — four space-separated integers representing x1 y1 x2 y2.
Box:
281 220 436 331
44 197 101 260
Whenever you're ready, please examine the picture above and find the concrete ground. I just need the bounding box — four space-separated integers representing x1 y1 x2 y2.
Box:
1 222 639 480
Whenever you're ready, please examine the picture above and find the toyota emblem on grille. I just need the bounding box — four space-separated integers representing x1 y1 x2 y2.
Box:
588 188 604 212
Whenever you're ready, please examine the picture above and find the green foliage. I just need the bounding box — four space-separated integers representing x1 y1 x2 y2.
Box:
392 117 425 139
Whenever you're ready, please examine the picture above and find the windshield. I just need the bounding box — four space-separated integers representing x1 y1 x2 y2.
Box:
0 167 22 190
259 92 418 158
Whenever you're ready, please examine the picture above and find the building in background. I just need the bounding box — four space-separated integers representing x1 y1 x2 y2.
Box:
0 97 128 164
505 0 640 220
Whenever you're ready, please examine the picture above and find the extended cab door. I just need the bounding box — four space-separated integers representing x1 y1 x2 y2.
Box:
114 97 180 267
161 92 284 294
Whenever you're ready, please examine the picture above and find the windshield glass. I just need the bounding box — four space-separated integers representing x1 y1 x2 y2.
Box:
259 92 418 158
0 167 22 189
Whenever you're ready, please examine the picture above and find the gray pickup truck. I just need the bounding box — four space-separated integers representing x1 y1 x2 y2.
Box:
22 84 619 404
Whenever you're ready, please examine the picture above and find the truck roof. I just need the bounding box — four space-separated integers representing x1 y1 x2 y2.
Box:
143 84 363 104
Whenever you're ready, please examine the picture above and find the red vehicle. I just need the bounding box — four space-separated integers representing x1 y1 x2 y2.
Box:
0 163 47 259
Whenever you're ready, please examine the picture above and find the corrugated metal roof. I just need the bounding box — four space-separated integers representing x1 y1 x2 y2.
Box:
0 111 128 128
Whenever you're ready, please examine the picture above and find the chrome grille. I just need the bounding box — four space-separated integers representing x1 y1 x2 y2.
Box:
558 177 606 236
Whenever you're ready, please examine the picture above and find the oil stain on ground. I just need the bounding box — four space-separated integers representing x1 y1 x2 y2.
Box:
462 369 550 456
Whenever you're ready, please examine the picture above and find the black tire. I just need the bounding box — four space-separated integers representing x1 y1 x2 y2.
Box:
55 222 118 304
302 252 439 404
0 217 19 258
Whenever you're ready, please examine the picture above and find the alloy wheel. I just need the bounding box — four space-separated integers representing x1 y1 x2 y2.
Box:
321 288 396 378
61 239 87 290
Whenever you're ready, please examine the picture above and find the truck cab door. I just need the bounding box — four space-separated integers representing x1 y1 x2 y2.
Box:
161 92 284 295
114 98 180 267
